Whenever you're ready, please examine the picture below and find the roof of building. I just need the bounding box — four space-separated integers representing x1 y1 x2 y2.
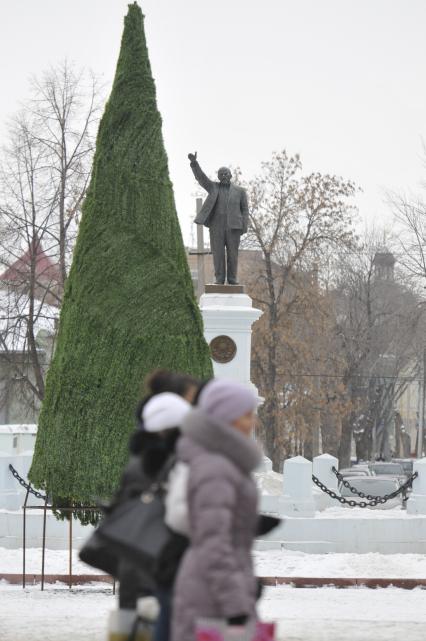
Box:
373 251 396 267
0 235 62 286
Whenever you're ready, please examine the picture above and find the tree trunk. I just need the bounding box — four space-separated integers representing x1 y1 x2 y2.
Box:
258 395 281 470
304 431 313 461
321 411 340 457
338 412 353 468
355 428 373 462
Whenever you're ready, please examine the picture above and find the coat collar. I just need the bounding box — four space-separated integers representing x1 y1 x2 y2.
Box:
181 408 261 475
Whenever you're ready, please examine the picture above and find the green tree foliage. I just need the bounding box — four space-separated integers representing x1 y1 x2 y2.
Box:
29 2 212 507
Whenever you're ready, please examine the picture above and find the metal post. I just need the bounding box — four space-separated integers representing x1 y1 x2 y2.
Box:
41 497 47 591
69 513 73 589
22 488 29 589
196 197 205 299
418 347 426 459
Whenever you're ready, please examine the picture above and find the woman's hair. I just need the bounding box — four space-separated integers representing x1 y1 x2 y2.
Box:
144 369 200 398
130 370 203 455
192 378 212 405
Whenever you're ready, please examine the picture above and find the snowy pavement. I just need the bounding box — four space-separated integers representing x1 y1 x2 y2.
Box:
3 547 426 579
260 585 426 641
2 548 426 640
0 582 111 641
1 582 426 641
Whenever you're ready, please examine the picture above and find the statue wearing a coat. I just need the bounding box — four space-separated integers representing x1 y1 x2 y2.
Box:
188 152 249 285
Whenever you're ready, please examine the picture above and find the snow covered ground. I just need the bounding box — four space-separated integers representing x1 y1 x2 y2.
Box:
316 505 421 518
2 548 426 640
3 547 426 579
260 585 426 641
1 582 426 641
0 582 111 641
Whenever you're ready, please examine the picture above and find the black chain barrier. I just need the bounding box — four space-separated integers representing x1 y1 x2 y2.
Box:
332 466 417 501
312 469 418 508
8 464 48 502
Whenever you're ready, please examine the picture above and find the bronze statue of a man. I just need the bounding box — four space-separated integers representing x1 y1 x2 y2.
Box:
188 152 249 285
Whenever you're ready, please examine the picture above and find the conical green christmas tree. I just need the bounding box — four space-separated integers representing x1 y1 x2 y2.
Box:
29 2 212 507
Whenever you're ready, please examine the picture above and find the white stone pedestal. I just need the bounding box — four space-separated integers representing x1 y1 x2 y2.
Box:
279 455 316 517
199 290 262 397
313 453 339 510
407 457 426 515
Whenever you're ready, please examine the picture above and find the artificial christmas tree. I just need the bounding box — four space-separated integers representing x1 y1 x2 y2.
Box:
29 3 212 507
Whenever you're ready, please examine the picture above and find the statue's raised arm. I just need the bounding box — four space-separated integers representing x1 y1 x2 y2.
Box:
188 152 214 193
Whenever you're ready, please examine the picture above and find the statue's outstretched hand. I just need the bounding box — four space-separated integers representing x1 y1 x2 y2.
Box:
188 151 197 163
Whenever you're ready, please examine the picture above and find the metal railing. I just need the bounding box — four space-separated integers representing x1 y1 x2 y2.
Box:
8 464 114 592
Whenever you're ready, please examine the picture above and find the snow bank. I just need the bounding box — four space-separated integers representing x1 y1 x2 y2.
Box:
3 547 426 581
0 425 37 435
254 549 426 578
255 470 283 496
0 547 104 575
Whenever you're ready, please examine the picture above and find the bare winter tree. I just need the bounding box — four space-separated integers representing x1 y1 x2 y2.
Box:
241 150 357 469
390 192 426 286
0 61 102 416
333 230 424 466
387 161 426 458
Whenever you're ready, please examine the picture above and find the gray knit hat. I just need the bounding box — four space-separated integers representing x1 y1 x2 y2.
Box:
198 379 257 424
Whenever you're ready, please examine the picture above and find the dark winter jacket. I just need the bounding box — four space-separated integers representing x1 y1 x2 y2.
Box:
114 430 181 504
114 429 182 607
172 409 262 641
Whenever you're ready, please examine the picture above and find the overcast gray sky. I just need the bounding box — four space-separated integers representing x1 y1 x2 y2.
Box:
1 0 426 244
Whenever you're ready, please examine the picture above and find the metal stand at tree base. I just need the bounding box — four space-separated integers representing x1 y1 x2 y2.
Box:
12 464 115 593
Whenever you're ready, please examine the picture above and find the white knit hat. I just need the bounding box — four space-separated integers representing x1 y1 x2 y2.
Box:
142 392 191 433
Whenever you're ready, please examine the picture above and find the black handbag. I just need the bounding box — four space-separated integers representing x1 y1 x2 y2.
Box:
96 462 173 573
256 515 282 536
79 529 119 577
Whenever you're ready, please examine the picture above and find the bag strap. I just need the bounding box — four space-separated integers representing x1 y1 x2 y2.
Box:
148 454 177 493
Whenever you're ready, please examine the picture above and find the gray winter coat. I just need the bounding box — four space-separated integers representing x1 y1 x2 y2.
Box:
172 409 261 641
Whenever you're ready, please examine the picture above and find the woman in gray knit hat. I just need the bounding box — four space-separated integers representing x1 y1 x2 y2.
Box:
171 379 261 641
